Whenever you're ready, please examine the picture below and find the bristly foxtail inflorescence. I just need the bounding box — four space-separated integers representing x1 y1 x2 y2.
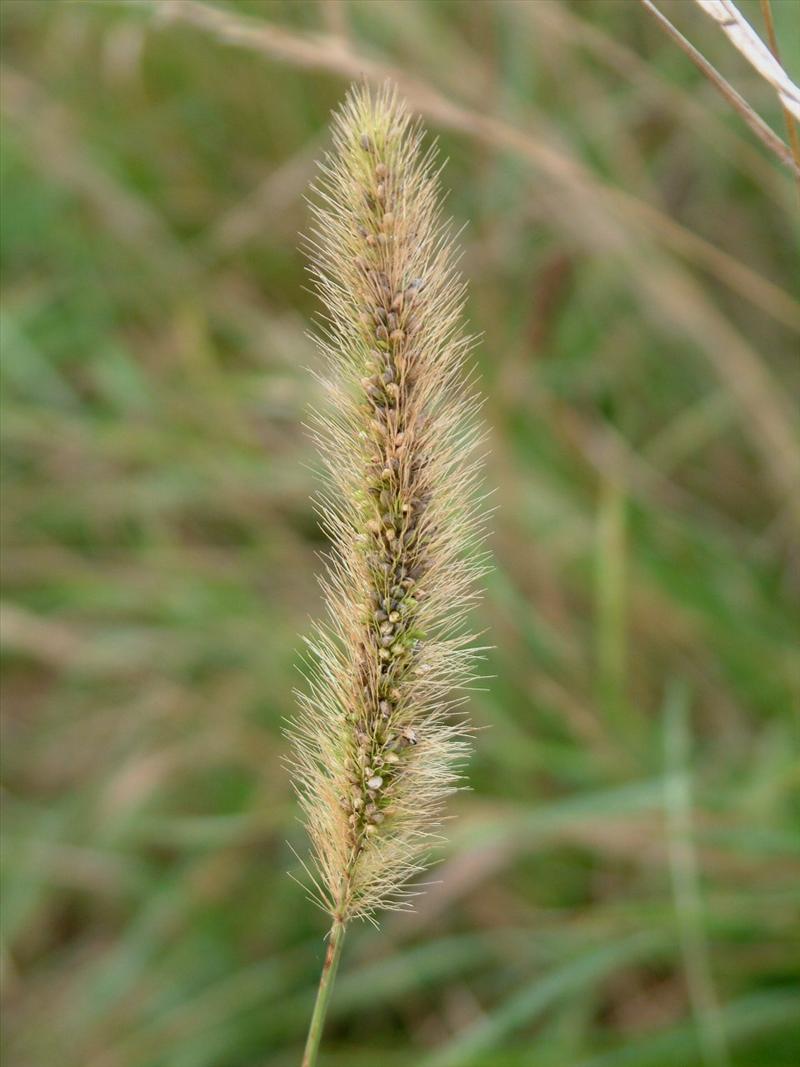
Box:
289 83 488 927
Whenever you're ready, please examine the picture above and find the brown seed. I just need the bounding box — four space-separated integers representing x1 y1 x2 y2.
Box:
375 162 387 179
382 212 394 231
376 324 389 342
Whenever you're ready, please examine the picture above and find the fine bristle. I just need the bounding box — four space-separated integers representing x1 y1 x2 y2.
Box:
289 82 488 924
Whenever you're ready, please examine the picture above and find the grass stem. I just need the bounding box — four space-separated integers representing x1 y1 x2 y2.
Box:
759 0 800 201
301 922 345 1067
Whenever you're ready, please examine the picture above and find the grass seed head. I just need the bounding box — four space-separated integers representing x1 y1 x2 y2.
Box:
289 82 488 924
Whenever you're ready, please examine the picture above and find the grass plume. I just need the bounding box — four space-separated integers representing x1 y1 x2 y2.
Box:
289 81 487 1061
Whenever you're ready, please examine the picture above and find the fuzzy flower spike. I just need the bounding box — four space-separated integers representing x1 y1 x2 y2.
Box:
291 82 488 1067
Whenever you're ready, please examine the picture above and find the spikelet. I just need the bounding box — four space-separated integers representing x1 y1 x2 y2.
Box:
290 83 487 925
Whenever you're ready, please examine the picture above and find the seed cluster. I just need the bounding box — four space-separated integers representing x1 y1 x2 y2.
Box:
291 84 485 924
342 133 430 857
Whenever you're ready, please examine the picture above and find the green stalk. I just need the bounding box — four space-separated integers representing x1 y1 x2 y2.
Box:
301 921 345 1067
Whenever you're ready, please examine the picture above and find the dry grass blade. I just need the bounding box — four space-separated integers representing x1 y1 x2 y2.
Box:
533 0 786 201
638 0 800 175
759 0 800 198
695 0 800 121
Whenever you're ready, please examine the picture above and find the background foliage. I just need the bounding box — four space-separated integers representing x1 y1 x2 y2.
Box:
2 2 799 1065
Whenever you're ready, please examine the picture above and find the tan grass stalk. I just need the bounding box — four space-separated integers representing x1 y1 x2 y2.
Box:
759 0 800 200
638 0 799 173
289 83 487 1065
694 0 800 122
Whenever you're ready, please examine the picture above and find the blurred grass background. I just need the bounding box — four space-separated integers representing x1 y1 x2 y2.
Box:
1 1 799 1065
